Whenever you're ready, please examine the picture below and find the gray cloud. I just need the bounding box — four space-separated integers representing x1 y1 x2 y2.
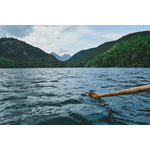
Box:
19 25 96 55
59 47 68 54
0 25 33 38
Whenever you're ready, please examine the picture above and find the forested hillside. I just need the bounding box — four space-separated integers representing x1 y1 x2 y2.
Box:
67 31 150 68
67 41 116 67
66 48 96 67
0 38 66 68
85 31 150 67
1 31 150 68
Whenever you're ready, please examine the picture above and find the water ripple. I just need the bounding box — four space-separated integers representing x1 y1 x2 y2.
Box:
0 68 150 125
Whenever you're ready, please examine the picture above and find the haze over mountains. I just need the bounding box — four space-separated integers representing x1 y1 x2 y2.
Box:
51 52 71 61
0 31 150 68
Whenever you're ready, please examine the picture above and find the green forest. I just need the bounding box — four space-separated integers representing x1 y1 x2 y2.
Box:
0 31 150 68
0 38 66 68
67 31 150 68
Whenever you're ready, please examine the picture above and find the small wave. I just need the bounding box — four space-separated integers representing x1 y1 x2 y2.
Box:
106 79 116 82
2 96 28 101
137 109 150 113
35 84 46 87
70 113 93 125
68 76 81 78
50 80 59 82
36 115 93 125
49 85 57 88
73 87 84 89
36 116 79 125
5 103 29 109
35 84 48 87
30 91 57 97
0 90 11 93
31 81 41 83
98 116 117 125
39 93 57 97
61 99 82 105
101 86 109 88
36 101 62 107
14 84 25 87
2 84 12 87
2 83 24 88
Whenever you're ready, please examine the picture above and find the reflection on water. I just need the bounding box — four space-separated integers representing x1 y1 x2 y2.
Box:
0 68 150 125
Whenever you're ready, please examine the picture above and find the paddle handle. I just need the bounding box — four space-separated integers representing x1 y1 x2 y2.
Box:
98 84 150 98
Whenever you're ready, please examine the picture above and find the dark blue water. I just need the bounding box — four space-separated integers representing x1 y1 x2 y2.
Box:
0 68 150 125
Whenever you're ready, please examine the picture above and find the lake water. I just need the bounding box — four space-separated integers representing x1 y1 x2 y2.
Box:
0 68 150 125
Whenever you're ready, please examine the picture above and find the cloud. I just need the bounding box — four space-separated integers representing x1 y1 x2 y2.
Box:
20 25 94 55
101 33 125 40
92 31 125 40
0 25 130 56
0 25 33 37
59 47 68 54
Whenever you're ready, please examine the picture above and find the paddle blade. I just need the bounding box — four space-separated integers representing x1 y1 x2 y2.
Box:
83 92 101 99
89 92 101 99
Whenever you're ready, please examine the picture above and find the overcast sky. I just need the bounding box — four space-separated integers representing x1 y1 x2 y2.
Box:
0 25 150 56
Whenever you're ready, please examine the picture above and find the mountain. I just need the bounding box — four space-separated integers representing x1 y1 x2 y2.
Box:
61 54 71 60
0 37 66 68
67 31 150 67
51 52 63 61
85 31 150 67
1 31 150 68
67 41 115 67
51 52 71 61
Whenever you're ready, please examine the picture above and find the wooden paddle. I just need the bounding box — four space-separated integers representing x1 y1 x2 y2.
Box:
84 84 150 99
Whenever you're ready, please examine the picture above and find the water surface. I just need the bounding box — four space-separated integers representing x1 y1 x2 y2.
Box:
0 68 150 125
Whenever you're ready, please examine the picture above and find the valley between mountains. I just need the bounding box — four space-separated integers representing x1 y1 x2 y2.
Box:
0 31 150 68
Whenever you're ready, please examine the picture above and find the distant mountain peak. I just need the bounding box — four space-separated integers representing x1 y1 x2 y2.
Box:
61 54 71 61
51 52 71 61
50 52 62 60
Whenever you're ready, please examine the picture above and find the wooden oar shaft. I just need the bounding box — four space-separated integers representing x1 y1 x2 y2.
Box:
88 85 150 99
98 85 150 97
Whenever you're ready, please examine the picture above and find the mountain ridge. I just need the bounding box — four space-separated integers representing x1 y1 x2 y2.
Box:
67 31 150 67
51 52 71 61
1 31 150 68
61 54 71 61
0 37 66 68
